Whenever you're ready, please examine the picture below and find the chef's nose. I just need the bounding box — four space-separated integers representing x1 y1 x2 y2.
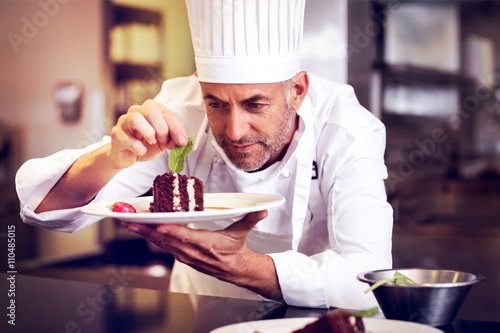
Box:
225 107 249 141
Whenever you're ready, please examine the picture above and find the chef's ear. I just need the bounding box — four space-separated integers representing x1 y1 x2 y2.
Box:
194 71 198 77
290 71 309 111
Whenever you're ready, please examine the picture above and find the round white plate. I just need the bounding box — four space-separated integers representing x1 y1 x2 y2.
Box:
81 193 285 224
209 317 444 333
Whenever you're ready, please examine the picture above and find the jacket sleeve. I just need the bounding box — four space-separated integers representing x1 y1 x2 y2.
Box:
15 137 111 233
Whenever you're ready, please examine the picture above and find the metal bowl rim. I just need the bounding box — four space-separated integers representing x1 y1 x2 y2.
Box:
357 268 486 288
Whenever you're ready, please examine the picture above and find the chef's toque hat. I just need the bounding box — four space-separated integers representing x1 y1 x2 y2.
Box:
185 0 306 84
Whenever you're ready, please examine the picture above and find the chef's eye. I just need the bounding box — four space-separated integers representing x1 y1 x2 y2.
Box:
246 102 262 110
208 102 221 109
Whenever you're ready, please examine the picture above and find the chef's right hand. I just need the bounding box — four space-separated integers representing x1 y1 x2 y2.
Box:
109 99 188 169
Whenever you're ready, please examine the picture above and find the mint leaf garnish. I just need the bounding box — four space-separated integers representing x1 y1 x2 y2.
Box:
365 271 417 293
168 138 193 173
351 306 379 317
393 271 417 285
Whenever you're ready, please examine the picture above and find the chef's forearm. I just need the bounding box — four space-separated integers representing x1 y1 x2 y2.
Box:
35 143 121 213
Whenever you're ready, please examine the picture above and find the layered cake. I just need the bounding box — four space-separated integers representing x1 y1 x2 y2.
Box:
150 172 204 212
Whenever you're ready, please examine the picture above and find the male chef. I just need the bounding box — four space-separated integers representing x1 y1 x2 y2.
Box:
16 0 393 309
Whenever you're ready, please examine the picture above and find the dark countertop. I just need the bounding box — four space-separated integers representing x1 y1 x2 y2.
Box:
1 273 499 333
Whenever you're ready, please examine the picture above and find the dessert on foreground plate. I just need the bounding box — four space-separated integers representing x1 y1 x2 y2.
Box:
290 309 366 333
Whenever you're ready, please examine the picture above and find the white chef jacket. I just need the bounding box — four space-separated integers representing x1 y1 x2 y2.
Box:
16 73 393 310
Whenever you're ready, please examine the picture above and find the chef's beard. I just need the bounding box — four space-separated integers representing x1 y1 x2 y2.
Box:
214 105 294 172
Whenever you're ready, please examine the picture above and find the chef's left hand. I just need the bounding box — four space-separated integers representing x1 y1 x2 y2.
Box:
121 210 283 301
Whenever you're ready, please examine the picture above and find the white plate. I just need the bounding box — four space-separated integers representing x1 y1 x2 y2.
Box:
209 317 444 333
81 193 285 224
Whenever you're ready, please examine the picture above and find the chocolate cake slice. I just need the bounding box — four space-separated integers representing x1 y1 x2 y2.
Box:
150 172 204 212
292 309 365 333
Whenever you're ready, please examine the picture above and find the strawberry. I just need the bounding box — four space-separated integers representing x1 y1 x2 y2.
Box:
109 202 137 213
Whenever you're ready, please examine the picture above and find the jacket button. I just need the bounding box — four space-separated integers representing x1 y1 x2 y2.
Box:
282 171 291 178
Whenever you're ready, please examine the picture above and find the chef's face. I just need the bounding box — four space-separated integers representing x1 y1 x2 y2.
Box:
200 72 308 172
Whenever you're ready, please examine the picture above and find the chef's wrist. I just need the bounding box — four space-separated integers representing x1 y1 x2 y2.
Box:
234 250 283 301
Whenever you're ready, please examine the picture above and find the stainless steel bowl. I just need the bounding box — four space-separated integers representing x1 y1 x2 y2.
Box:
357 268 485 327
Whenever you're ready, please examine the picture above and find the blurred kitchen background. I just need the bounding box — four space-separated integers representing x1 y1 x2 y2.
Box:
1 0 499 323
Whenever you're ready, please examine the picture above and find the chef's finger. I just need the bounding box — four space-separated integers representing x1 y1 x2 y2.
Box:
121 222 154 234
161 109 188 149
143 106 169 150
132 100 188 150
122 222 177 251
111 125 148 156
125 109 158 145
156 223 193 238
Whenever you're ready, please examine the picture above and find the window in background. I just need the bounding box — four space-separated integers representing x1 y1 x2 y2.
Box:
385 2 460 73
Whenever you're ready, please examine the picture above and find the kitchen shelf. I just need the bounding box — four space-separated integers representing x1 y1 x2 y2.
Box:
104 2 164 120
374 62 475 88
113 4 161 26
113 63 162 82
108 4 163 84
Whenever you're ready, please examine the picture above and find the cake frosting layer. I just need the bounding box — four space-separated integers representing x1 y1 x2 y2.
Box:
151 172 204 212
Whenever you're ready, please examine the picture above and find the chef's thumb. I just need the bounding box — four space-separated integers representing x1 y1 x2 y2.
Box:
224 210 268 236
